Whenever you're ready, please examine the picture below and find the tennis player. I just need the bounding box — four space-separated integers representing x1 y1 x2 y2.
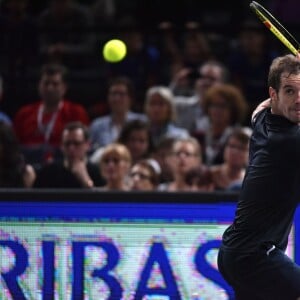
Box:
218 54 300 299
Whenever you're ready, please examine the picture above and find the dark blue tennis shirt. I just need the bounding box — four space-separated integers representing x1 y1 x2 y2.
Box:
222 108 300 252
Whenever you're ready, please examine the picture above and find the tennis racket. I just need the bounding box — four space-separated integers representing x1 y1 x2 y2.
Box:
249 1 300 56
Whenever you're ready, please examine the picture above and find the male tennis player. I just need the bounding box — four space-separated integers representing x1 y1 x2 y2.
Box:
218 54 300 299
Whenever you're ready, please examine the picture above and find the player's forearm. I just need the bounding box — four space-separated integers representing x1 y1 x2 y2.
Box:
252 98 271 122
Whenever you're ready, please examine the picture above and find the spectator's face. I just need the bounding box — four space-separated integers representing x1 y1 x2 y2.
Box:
129 164 154 191
207 95 231 127
108 84 131 115
61 128 89 162
240 30 265 54
39 73 66 107
195 65 223 96
224 136 249 168
125 129 149 162
171 142 200 175
146 94 170 125
100 153 130 183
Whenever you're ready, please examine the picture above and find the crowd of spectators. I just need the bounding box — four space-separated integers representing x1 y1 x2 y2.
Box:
0 0 295 191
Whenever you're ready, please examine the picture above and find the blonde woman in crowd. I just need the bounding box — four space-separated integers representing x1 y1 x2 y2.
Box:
98 143 131 191
144 86 189 147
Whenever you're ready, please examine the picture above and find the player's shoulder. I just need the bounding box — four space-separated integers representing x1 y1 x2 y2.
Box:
251 107 268 128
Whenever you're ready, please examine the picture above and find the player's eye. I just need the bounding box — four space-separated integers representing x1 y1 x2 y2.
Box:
285 88 294 95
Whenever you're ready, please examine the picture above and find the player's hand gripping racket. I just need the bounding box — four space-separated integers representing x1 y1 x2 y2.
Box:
249 1 300 56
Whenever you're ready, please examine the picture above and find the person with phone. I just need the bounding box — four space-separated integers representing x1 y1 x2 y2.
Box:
170 60 229 132
218 54 300 299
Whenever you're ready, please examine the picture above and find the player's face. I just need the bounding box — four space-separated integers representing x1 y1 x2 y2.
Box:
270 73 300 123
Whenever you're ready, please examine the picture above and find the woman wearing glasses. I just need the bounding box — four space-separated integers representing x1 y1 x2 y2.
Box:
34 122 104 188
158 137 202 191
129 159 160 191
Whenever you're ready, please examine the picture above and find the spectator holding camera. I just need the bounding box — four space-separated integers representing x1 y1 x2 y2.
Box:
170 60 229 132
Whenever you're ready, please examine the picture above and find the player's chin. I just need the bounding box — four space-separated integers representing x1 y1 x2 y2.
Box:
290 113 300 123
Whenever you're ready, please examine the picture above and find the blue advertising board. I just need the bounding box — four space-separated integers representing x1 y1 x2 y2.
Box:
0 191 298 300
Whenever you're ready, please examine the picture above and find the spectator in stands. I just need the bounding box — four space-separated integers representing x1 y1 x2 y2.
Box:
89 77 146 150
0 122 35 188
193 83 248 165
0 75 12 125
89 119 154 165
103 19 161 109
170 60 229 132
210 127 251 191
227 19 278 121
129 159 160 191
13 63 89 168
158 137 202 191
98 143 131 191
144 86 189 147
117 119 154 164
151 136 176 184
91 0 116 28
0 0 38 77
184 165 215 192
34 122 104 188
180 22 213 71
37 0 94 68
156 21 182 84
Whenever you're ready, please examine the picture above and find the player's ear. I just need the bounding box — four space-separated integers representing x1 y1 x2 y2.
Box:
269 87 277 102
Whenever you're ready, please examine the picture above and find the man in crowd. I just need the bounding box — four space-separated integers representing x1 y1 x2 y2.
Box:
13 63 89 168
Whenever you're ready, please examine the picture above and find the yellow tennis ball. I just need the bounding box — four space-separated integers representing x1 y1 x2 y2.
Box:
103 39 127 63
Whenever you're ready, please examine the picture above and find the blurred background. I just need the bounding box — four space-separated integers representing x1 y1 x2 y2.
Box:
0 0 298 120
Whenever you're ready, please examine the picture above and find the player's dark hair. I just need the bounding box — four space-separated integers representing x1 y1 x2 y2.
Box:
268 54 300 92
